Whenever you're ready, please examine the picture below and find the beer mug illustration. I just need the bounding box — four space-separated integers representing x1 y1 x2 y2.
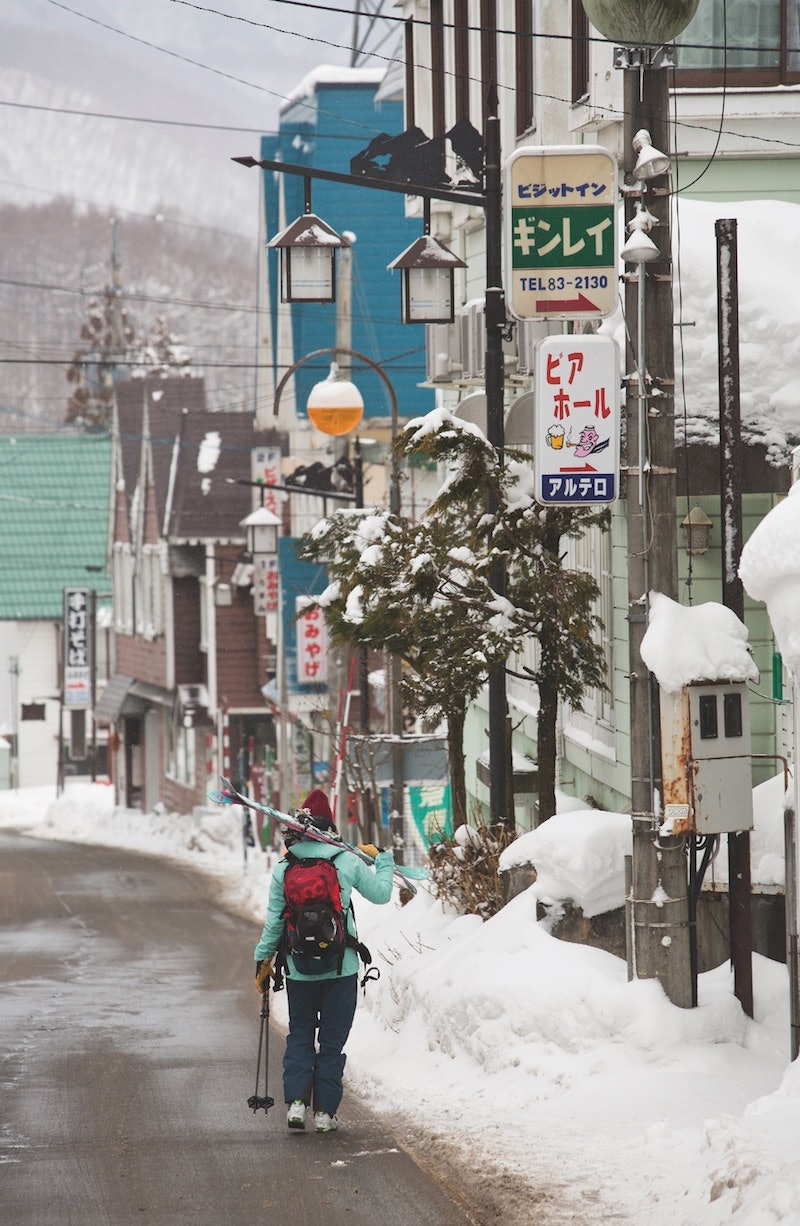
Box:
546 424 565 449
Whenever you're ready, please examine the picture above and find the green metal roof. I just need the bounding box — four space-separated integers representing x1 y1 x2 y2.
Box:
0 433 111 620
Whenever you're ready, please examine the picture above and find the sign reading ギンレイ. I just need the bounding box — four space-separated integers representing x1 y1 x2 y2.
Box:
506 145 617 321
533 334 619 505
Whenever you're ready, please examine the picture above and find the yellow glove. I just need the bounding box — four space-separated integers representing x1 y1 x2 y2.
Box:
255 959 274 992
357 843 381 859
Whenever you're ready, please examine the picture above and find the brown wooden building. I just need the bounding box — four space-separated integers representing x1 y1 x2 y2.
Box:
96 376 278 814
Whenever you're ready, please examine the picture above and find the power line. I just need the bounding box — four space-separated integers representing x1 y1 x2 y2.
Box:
0 274 260 316
44 0 800 158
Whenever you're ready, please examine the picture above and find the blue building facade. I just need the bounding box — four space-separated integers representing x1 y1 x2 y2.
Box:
261 71 433 422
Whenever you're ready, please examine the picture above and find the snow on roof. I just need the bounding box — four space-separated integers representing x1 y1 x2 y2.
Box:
740 481 800 671
282 65 386 111
603 198 800 465
640 592 759 693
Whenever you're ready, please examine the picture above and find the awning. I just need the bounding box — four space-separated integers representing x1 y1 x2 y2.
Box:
128 680 173 707
94 676 174 723
94 675 135 724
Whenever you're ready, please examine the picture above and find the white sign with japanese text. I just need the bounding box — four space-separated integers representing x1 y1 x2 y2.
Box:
63 587 92 709
506 145 617 321
296 599 328 684
252 446 282 518
533 334 620 506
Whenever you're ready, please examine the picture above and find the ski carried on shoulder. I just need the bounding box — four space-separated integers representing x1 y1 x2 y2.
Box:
208 777 426 895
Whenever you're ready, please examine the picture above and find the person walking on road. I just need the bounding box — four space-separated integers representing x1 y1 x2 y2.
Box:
254 788 394 1133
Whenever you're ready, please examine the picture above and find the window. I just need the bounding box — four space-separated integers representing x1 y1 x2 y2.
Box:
724 691 743 738
515 0 535 135
453 0 470 120
572 0 590 103
113 542 135 634
676 0 800 87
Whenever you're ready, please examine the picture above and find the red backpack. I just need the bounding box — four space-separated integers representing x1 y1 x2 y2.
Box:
282 853 347 965
276 852 371 985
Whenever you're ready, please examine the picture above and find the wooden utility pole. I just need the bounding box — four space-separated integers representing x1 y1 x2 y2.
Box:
623 61 693 1007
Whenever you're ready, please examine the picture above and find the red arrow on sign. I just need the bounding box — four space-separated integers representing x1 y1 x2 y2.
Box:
559 462 598 473
535 292 600 314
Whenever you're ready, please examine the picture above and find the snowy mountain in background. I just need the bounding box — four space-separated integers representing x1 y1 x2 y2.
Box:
0 199 259 429
0 0 354 427
2 3 275 234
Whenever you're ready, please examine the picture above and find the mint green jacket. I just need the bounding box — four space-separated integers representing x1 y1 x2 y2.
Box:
254 840 394 980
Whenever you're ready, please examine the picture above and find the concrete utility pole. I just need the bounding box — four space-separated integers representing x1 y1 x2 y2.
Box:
623 63 693 1007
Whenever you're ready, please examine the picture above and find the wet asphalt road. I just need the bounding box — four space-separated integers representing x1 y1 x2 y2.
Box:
0 830 483 1226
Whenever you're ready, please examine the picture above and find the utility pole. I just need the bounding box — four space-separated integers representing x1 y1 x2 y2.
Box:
483 82 512 829
622 59 693 1007
716 218 754 1017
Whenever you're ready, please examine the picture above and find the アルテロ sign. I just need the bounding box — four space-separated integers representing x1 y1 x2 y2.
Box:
533 334 620 505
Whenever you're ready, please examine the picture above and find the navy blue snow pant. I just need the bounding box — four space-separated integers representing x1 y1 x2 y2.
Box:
283 974 359 1116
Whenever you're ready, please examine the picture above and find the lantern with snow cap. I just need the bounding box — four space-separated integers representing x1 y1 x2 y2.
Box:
389 234 467 324
268 210 345 304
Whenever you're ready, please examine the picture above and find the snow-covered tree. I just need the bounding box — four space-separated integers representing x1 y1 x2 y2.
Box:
396 410 609 824
66 300 197 429
302 409 608 828
65 289 143 429
303 504 518 829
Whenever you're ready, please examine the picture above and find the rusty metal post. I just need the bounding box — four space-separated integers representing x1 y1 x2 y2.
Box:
716 218 754 1018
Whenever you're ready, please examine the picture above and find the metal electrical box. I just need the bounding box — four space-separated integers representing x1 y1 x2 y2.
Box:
660 681 753 836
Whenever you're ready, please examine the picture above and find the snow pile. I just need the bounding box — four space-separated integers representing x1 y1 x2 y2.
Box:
641 592 760 692
740 481 800 673
499 809 632 917
3 781 800 1222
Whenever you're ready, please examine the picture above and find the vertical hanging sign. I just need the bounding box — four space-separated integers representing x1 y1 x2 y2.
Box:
252 446 282 517
533 334 620 505
296 599 328 684
63 588 92 709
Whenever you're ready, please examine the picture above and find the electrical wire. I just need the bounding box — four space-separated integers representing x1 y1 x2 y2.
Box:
35 1 800 160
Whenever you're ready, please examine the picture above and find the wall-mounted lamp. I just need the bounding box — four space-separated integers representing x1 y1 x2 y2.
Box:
681 505 713 556
388 234 467 323
632 129 671 180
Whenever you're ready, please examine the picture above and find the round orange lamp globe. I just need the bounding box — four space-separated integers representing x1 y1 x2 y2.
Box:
306 377 364 436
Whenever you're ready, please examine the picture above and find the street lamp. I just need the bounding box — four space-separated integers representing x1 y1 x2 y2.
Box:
388 234 466 323
241 506 281 558
234 91 510 828
267 177 346 304
306 365 365 436
681 505 713 556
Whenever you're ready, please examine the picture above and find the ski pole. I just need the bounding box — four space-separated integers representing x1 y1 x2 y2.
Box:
247 987 275 1114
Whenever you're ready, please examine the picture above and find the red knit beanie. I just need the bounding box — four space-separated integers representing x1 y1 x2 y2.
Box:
301 788 334 825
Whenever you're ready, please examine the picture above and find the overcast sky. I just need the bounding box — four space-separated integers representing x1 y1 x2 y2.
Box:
2 0 399 233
